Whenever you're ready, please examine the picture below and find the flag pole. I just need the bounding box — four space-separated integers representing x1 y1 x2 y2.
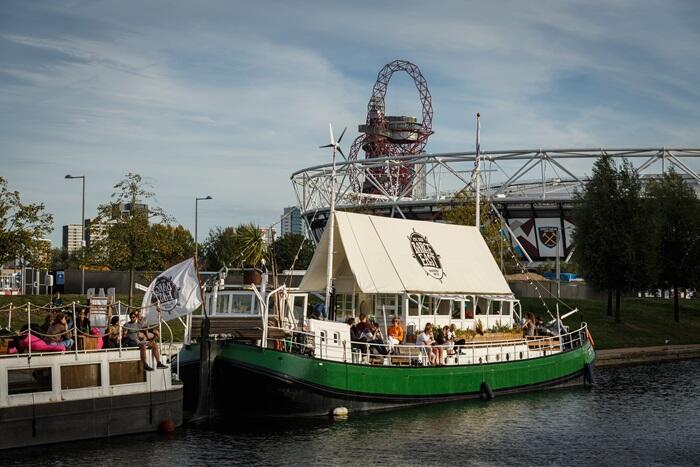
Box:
192 254 211 422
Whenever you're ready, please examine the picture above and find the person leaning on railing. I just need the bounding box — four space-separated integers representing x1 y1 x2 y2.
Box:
122 311 166 371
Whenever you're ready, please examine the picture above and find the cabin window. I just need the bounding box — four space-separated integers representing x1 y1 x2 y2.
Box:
230 293 255 314
436 300 450 316
408 295 420 316
292 295 306 325
465 299 474 319
420 296 434 316
8 368 52 395
476 297 488 315
320 331 326 344
61 364 101 390
334 294 353 319
451 301 462 320
109 361 146 385
375 294 401 316
333 332 340 345
502 301 512 316
490 301 502 315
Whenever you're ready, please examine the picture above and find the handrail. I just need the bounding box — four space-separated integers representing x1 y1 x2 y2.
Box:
264 323 589 366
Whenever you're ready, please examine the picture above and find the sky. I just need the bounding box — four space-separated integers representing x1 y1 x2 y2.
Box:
2 1 699 247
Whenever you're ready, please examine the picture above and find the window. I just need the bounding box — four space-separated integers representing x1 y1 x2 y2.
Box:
292 296 306 325
420 296 434 316
8 368 52 395
333 332 340 345
408 295 420 316
436 300 450 316
334 294 353 319
451 301 462 320
320 331 326 344
61 364 101 390
231 293 255 314
375 294 401 316
109 361 146 385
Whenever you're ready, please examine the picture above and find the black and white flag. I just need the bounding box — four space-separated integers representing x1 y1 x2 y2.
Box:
141 258 202 324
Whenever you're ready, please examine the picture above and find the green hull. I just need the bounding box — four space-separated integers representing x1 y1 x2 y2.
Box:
203 341 596 416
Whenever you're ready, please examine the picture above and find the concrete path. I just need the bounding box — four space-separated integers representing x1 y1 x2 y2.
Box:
595 344 700 367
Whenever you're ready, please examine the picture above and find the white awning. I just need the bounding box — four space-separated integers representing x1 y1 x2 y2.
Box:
299 211 513 296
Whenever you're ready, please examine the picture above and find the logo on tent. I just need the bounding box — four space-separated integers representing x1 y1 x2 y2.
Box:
150 276 181 312
409 230 445 281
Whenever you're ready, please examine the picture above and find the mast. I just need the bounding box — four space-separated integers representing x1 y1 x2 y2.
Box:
475 112 481 229
324 125 338 315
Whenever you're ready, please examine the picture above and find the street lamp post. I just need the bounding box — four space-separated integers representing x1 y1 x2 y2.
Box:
65 175 86 295
195 196 213 261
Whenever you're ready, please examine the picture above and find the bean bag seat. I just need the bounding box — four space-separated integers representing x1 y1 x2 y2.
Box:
90 328 104 349
20 334 66 352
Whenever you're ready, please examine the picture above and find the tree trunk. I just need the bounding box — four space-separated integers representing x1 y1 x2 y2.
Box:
674 285 680 323
614 288 621 323
607 289 613 316
128 268 134 307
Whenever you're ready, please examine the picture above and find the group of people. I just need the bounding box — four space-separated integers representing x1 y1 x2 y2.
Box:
346 314 406 356
30 305 164 371
415 323 466 366
522 312 565 337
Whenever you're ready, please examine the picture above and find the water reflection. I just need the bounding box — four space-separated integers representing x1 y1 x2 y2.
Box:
5 360 700 466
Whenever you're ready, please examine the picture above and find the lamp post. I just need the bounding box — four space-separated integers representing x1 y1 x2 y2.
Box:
195 196 213 262
65 175 86 295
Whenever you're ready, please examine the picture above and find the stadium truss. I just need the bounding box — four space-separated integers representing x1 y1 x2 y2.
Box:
291 148 700 262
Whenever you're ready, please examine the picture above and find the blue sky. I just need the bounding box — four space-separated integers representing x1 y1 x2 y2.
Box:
2 1 699 246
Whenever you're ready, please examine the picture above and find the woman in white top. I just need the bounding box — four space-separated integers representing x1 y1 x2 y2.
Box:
416 323 437 366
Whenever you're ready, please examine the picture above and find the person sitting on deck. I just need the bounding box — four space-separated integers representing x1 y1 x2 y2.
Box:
387 318 405 353
76 309 91 335
103 315 122 349
123 311 165 371
449 324 466 351
367 320 389 356
415 323 437 366
441 325 456 356
45 313 74 350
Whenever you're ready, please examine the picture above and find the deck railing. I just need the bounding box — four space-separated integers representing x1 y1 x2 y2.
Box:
265 323 589 366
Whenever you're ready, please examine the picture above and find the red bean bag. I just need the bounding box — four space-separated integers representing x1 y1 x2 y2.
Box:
90 328 104 349
20 334 66 352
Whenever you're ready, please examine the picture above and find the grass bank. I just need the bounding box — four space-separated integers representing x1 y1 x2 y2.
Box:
518 296 700 349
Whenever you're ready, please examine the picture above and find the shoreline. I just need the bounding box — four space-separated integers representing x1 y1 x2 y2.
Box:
595 344 700 367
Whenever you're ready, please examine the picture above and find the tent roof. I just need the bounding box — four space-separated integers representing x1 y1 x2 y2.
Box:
298 212 513 296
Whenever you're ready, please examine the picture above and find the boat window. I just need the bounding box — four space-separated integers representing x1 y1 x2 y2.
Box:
436 300 450 316
408 295 420 316
61 364 101 390
333 332 340 344
230 293 255 314
292 296 306 325
465 299 474 319
8 368 52 395
502 301 512 316
475 297 488 315
334 294 353 320
375 294 401 316
451 301 462 320
420 296 433 316
216 295 230 314
109 361 147 385
490 301 502 315
320 331 326 343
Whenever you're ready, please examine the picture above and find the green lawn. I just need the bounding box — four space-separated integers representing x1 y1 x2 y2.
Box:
518 296 700 349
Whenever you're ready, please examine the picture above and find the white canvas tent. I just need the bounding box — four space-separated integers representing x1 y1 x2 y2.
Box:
299 212 513 297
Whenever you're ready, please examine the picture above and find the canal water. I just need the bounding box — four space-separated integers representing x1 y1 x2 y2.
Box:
6 360 700 466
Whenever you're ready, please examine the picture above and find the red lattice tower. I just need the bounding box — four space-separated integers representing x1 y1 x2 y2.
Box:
348 60 434 196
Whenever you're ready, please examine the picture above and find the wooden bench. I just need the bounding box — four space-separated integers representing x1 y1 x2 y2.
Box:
527 338 561 351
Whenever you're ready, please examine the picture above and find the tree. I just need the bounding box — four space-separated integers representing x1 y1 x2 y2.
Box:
647 170 700 322
271 233 315 271
441 190 508 265
148 224 195 271
202 226 241 270
574 156 656 322
92 173 173 305
0 177 53 267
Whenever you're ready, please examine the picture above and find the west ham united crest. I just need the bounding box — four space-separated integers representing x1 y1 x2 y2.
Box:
538 227 559 248
409 230 445 281
150 276 181 312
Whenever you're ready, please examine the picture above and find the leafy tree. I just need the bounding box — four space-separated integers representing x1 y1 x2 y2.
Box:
574 156 656 322
0 177 53 267
51 247 82 270
271 233 315 271
148 224 195 271
92 173 173 305
441 190 507 265
647 170 700 322
202 226 241 270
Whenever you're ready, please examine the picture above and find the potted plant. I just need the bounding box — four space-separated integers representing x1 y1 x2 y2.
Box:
236 224 268 285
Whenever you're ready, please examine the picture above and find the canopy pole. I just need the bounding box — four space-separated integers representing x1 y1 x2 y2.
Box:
324 131 338 314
